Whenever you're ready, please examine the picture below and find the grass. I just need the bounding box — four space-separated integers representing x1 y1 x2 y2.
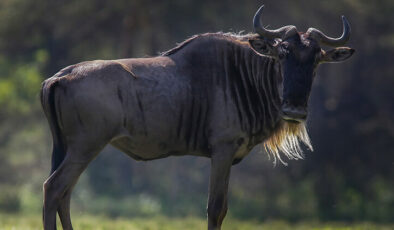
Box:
0 213 393 230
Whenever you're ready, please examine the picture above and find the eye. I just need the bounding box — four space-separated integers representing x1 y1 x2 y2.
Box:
281 43 289 49
278 42 289 59
260 44 269 53
315 49 324 63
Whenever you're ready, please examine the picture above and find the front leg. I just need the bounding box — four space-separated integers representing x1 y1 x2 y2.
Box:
207 144 236 230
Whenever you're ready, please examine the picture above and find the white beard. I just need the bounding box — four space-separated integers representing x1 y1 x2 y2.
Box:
263 120 313 165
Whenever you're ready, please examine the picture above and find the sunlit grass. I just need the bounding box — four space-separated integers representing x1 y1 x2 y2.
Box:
0 213 393 230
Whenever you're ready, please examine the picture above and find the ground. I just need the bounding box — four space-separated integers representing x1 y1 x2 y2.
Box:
0 214 393 230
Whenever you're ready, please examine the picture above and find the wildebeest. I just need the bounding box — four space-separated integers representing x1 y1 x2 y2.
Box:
41 5 354 230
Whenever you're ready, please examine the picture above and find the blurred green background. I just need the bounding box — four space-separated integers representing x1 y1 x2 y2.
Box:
0 0 393 227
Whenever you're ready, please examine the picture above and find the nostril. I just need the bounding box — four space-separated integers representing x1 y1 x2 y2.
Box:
281 105 308 120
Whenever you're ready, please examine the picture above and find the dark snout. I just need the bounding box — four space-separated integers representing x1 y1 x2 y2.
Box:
281 101 307 123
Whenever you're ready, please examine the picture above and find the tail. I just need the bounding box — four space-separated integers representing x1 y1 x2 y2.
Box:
40 77 66 174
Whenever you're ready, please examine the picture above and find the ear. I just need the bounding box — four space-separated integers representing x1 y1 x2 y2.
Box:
321 47 355 63
248 37 276 56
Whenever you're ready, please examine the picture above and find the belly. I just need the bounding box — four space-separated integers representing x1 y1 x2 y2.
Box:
110 135 208 161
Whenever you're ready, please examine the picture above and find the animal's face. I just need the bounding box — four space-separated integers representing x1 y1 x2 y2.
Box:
249 34 354 122
248 5 355 123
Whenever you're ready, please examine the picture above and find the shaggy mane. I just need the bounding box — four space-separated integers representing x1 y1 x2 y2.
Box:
161 34 200 56
161 32 253 56
263 121 313 166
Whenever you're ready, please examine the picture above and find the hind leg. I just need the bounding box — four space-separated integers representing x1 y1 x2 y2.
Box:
43 157 88 230
57 184 75 230
43 142 105 230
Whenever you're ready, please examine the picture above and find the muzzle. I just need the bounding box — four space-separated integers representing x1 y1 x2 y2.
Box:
281 101 307 123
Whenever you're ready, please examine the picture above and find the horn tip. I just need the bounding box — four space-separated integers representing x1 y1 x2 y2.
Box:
341 15 351 32
255 4 265 15
253 4 265 32
341 15 350 25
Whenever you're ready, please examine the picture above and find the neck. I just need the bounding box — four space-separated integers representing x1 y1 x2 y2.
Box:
237 40 282 135
165 33 283 137
213 34 283 137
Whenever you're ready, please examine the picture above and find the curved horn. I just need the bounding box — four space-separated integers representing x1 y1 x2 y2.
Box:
307 16 351 46
253 5 297 39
